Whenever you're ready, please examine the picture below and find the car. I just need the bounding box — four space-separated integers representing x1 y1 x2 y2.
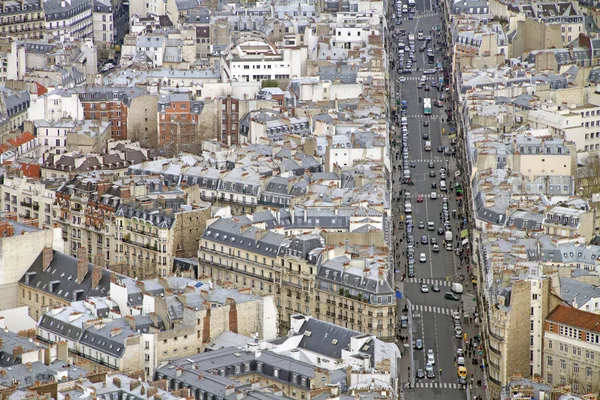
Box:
421 284 429 293
429 170 436 177
456 348 464 357
455 326 463 338
445 292 460 301
408 267 415 277
399 76 406 83
431 192 438 199
437 146 444 152
431 182 437 189
414 339 423 350
408 13 414 19
421 235 428 244
435 100 444 107
438 228 444 235
427 222 435 231
410 161 417 168
417 82 423 88
426 363 435 379
428 161 434 168
430 237 437 244
417 195 424 203
422 132 429 140
432 284 440 292
427 349 435 365
440 172 446 179
419 253 427 263
416 368 425 379
423 120 429 127
424 85 430 91
418 221 425 229
400 315 408 328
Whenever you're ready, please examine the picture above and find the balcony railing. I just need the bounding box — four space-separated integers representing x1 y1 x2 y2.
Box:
488 375 501 386
489 344 502 356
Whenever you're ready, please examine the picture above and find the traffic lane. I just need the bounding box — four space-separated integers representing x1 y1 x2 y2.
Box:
404 281 457 308
436 314 463 383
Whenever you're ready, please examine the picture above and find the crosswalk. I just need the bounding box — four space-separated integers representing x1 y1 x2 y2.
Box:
406 278 450 286
411 304 457 316
397 115 440 119
414 381 462 389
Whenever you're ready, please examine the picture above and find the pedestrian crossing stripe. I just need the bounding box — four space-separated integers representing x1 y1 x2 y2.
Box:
413 382 461 389
410 304 458 316
406 278 450 286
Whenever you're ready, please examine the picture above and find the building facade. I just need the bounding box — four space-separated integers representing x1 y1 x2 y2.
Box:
0 0 45 40
543 305 600 394
44 0 93 41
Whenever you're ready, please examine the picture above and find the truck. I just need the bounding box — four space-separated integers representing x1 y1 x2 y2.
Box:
424 141 431 151
445 230 452 242
451 283 464 294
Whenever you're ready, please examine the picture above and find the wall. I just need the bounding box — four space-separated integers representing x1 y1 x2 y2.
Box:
127 94 158 148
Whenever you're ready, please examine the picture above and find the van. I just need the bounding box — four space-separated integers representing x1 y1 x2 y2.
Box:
428 222 435 231
440 180 447 191
457 356 465 366
403 169 411 179
401 117 408 126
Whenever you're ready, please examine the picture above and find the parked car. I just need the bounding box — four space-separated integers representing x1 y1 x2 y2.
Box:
445 292 460 301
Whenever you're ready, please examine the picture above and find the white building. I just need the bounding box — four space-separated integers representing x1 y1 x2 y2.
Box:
28 90 84 122
0 176 58 227
92 0 114 48
221 33 307 83
136 35 166 67
33 119 76 155
44 0 93 41
129 0 177 21
0 38 26 82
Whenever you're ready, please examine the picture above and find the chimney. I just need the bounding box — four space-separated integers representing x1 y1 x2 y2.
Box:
113 377 121 388
94 251 104 268
76 247 88 284
12 346 24 359
42 247 53 271
91 265 103 289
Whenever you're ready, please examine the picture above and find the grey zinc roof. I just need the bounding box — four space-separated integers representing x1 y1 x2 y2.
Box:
0 361 56 389
295 317 363 359
559 277 600 307
19 250 112 303
317 255 394 297
79 319 138 357
203 218 284 258
0 330 47 367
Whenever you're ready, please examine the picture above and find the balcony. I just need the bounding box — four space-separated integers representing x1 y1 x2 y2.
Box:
489 344 502 356
128 226 158 237
488 375 501 386
200 256 274 282
20 201 32 207
488 329 504 342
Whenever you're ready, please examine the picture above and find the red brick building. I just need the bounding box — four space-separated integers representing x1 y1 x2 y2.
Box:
157 93 203 146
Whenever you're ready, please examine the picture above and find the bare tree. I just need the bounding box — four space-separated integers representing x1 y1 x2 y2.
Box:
576 154 600 198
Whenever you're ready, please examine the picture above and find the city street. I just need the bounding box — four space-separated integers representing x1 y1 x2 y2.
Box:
387 0 486 399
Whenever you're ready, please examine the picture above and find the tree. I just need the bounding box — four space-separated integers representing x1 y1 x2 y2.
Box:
261 79 279 88
576 154 600 198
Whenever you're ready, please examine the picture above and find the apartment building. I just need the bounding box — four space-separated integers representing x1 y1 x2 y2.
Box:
0 38 26 84
33 119 76 155
0 219 63 310
110 276 278 376
92 0 114 49
543 305 600 394
0 87 30 134
542 206 596 241
198 217 395 339
114 198 210 279
157 93 203 147
77 87 139 140
44 0 93 41
37 299 144 371
56 176 121 262
221 32 307 83
0 0 45 40
511 137 574 181
18 246 112 319
0 175 60 227
218 95 240 146
28 90 84 123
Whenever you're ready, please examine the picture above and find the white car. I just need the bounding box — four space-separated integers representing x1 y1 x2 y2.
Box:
430 192 437 199
427 349 435 365
419 253 426 263
399 77 406 83
421 284 429 293
432 244 439 252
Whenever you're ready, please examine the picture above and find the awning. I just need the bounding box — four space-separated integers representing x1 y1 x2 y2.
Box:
460 229 469 238
462 238 469 245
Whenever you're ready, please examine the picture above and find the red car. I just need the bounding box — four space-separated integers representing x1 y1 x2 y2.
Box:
417 195 424 203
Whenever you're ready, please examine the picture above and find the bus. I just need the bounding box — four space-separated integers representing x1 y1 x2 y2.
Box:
423 98 432 115
407 0 415 8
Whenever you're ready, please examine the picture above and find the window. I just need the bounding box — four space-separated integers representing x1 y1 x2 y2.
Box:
587 366 593 377
560 359 566 370
235 365 240 374
573 363 579 374
548 340 553 349
547 356 553 366
274 369 279 378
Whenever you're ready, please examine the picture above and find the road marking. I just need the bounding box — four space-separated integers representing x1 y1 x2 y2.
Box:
414 382 460 389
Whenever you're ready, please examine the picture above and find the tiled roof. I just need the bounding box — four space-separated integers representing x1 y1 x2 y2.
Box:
546 304 600 333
